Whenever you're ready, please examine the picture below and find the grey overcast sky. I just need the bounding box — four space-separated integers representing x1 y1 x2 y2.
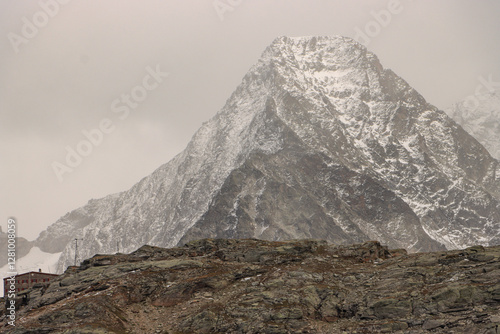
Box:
1 0 500 240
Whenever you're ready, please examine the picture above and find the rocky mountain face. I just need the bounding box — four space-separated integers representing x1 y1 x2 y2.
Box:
2 239 500 333
446 90 500 160
34 36 500 273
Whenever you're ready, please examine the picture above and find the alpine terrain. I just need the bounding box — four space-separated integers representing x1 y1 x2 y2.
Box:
3 239 500 333
33 36 500 273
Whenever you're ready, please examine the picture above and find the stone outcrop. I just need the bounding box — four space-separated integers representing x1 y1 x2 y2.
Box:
1 239 499 333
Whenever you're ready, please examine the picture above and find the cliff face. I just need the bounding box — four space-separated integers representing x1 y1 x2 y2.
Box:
33 36 500 273
2 239 500 333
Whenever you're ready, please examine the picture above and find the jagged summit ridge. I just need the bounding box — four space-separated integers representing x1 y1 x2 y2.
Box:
32 36 500 273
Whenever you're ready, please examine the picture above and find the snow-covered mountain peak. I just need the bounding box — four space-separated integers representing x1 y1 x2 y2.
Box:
260 36 376 95
31 36 500 272
264 35 368 62
257 36 429 116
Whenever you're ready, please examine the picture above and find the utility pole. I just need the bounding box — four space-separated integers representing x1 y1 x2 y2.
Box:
74 238 82 266
117 241 119 253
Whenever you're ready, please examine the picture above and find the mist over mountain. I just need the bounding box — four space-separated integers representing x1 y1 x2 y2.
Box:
31 36 500 273
446 90 500 160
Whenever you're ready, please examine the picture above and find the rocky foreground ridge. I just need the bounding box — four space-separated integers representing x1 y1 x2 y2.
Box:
2 239 500 334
